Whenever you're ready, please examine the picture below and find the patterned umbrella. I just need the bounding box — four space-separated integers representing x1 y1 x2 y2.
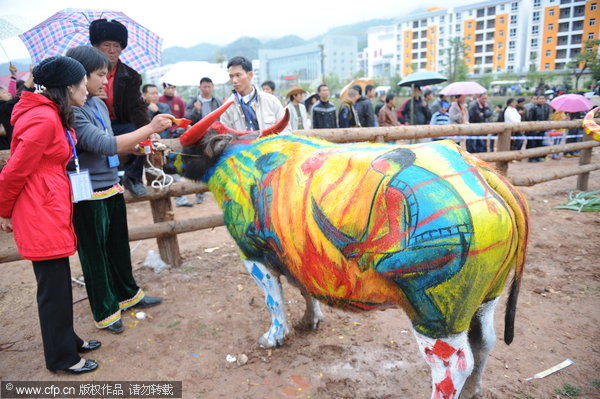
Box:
19 9 162 72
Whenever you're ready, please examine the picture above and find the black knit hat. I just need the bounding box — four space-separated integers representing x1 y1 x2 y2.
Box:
89 19 128 49
32 56 86 88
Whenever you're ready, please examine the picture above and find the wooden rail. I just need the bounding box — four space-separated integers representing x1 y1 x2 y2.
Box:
1 119 598 265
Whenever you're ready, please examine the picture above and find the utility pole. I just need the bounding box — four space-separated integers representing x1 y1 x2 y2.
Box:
319 43 325 81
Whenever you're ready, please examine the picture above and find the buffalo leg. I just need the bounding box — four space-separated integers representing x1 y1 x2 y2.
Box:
461 298 499 399
243 260 289 347
296 291 325 330
413 330 474 399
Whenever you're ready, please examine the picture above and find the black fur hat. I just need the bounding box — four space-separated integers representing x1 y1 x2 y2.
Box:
89 19 128 49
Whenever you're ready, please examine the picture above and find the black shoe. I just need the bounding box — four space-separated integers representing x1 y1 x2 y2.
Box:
123 177 147 197
78 340 101 353
105 320 124 334
133 296 163 309
57 359 99 374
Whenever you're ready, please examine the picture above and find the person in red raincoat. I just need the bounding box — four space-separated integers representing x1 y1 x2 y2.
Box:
0 56 100 374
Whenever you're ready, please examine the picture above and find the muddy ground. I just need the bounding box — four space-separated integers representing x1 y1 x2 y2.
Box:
1 153 599 399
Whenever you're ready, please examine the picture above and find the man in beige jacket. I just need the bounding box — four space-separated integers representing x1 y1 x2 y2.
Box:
221 56 291 134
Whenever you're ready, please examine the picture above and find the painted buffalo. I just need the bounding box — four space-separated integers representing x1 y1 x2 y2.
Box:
177 101 529 399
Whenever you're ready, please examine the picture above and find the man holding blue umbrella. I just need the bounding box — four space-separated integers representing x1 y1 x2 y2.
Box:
90 19 150 197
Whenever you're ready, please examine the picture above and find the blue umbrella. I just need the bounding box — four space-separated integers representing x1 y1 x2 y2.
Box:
19 9 162 72
397 71 448 87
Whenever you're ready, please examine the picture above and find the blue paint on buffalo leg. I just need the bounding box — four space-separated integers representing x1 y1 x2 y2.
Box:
243 260 289 347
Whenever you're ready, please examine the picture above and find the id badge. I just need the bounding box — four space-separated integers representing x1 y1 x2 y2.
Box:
107 154 120 168
68 169 93 203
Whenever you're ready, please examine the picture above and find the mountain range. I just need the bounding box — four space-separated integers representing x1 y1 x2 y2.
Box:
0 17 395 74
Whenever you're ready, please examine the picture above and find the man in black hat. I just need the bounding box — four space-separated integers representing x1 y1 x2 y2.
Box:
89 18 150 197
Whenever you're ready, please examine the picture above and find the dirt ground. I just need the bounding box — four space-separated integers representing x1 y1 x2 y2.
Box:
1 152 599 399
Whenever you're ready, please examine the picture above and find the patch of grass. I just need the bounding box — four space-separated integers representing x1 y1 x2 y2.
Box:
514 393 536 399
591 380 600 388
158 320 182 328
554 384 581 397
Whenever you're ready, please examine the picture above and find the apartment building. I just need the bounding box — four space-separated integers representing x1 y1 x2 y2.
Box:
535 0 599 72
367 0 598 77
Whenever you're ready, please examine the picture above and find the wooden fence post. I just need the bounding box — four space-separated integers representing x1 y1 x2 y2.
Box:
145 151 182 267
495 128 512 176
576 134 593 191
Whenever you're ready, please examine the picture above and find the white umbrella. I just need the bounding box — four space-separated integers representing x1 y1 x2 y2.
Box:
159 61 229 86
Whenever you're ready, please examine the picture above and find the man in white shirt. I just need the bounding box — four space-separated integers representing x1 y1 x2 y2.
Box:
220 56 290 134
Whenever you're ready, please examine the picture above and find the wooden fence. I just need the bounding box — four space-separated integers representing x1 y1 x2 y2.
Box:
1 119 598 265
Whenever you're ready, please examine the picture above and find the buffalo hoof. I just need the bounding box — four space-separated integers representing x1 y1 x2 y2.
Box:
258 324 289 348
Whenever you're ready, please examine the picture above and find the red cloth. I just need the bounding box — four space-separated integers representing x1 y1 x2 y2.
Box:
0 92 77 260
105 65 117 121
159 95 185 119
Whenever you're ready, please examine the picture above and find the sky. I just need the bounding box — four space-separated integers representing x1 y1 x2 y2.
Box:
0 0 476 63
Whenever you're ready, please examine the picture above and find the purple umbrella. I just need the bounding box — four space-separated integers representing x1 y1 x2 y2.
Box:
549 94 594 113
19 9 162 72
440 81 486 96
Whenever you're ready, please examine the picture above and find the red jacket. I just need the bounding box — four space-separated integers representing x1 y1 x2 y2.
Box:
0 92 77 261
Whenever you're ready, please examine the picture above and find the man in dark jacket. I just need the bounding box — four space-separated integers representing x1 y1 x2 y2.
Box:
403 87 432 125
90 18 151 197
467 93 492 153
526 94 551 162
311 84 337 129
185 77 222 124
338 88 361 128
354 84 376 127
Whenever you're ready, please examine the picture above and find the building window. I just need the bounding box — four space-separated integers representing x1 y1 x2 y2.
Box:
440 15 445 22
544 63 550 69
591 3 597 11
533 11 540 21
512 2 518 11
546 50 552 56
456 24 461 32
499 30 504 36
589 33 595 40
510 28 517 37
531 38 538 48
549 9 555 16
547 36 552 43
468 22 473 29
510 15 517 24
499 17 505 24
534 0 541 7
549 23 554 30
532 25 539 35
508 53 515 61
509 41 516 49
440 26 444 34
591 19 596 26
498 42 503 49
508 65 514 71
467 34 472 40
497 54 502 60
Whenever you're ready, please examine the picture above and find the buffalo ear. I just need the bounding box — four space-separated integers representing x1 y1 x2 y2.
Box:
204 134 233 159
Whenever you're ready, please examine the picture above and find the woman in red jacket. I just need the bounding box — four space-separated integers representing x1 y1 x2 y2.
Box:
0 56 99 374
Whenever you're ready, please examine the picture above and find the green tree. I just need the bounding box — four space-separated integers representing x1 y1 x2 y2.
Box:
323 72 344 96
477 74 495 90
444 37 469 82
567 39 600 90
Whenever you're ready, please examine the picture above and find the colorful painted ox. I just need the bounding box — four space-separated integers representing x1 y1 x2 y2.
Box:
178 101 529 399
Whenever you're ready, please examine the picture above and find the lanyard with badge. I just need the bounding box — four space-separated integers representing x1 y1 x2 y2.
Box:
89 100 120 168
65 129 93 202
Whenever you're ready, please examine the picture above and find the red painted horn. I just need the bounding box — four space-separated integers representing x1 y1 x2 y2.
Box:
261 108 290 136
179 100 234 146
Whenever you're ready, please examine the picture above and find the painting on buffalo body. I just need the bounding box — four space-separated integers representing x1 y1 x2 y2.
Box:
178 101 529 399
